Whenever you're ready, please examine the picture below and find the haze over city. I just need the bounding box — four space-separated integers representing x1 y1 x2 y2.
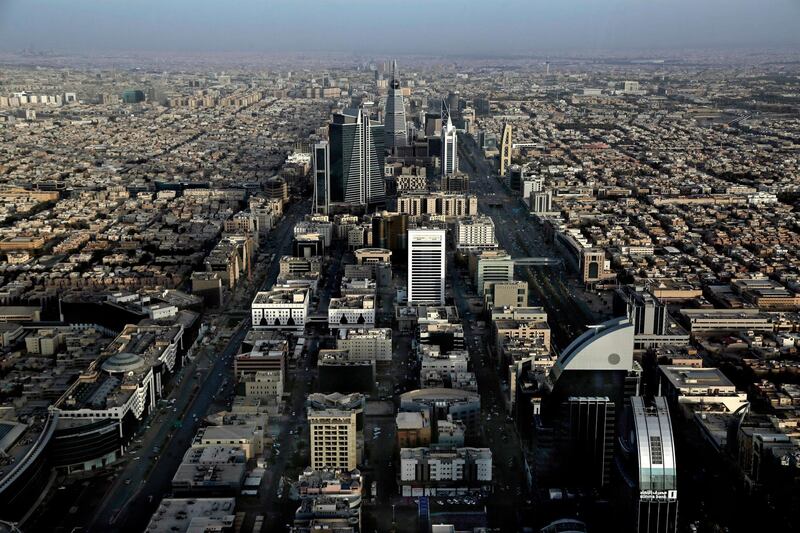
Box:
0 2 799 533
1 0 799 54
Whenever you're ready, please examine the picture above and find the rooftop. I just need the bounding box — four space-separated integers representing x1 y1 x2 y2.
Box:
144 498 235 533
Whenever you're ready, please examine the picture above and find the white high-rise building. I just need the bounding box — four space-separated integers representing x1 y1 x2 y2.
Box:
441 113 459 176
455 215 497 251
408 228 446 305
532 190 553 213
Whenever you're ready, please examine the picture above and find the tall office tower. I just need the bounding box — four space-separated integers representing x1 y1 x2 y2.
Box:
307 393 365 471
617 396 678 533
500 123 512 176
371 211 409 257
562 396 616 488
446 91 460 122
313 141 330 214
326 108 386 209
408 228 446 305
384 60 407 150
536 317 638 489
441 113 459 176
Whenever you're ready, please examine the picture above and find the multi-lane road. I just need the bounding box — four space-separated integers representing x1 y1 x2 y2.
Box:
458 133 598 349
41 197 313 533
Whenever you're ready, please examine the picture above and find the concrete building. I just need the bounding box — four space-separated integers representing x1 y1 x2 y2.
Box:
531 190 553 214
265 176 289 204
144 498 235 533
484 280 528 310
328 295 376 331
396 411 432 448
50 324 184 473
679 308 774 334
470 249 514 296
251 287 310 331
171 446 247 496
399 447 492 497
400 388 481 438
279 255 323 278
658 365 748 415
192 425 264 460
308 393 365 471
336 327 392 362
234 337 287 381
354 248 392 265
408 228 446 306
455 215 497 252
397 192 478 218
242 370 284 402
494 318 551 352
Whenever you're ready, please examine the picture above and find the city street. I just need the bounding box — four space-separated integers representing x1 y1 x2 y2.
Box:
26 198 311 533
458 133 598 349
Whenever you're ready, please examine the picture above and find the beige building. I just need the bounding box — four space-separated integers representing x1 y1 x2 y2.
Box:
396 411 432 448
484 280 528 309
494 319 551 352
309 410 360 471
243 370 284 402
354 247 392 265
336 327 392 362
192 425 263 460
397 192 478 218
308 393 365 471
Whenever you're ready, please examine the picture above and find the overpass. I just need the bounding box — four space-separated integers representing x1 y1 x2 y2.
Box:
512 142 546 149
513 257 563 267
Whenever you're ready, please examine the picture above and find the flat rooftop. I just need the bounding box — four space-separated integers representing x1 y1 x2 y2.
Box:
144 498 235 533
252 288 308 305
660 365 736 391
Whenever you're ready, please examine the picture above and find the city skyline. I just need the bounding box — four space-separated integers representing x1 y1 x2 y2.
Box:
1 4 799 532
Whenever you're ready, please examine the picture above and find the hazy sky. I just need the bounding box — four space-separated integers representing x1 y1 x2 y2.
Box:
0 0 798 55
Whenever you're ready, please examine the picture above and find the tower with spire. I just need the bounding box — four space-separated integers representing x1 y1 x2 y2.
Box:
384 60 408 150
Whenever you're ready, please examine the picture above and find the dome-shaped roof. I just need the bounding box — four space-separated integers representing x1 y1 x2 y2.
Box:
102 352 144 374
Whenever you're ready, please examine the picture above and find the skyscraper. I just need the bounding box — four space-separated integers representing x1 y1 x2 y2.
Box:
500 123 512 176
535 317 640 488
563 396 616 488
408 228 446 305
313 141 329 214
384 60 407 150
616 396 678 533
319 108 385 210
441 111 458 176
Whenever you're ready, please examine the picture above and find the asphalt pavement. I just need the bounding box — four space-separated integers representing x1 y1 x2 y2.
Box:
78 198 310 532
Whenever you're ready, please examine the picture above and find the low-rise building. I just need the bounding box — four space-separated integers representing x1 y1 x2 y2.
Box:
336 328 392 362
144 498 235 533
399 447 492 496
171 446 247 496
328 295 375 331
192 425 264 460
251 287 310 331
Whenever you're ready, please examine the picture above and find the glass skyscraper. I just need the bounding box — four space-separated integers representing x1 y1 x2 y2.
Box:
319 108 385 210
384 60 407 150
